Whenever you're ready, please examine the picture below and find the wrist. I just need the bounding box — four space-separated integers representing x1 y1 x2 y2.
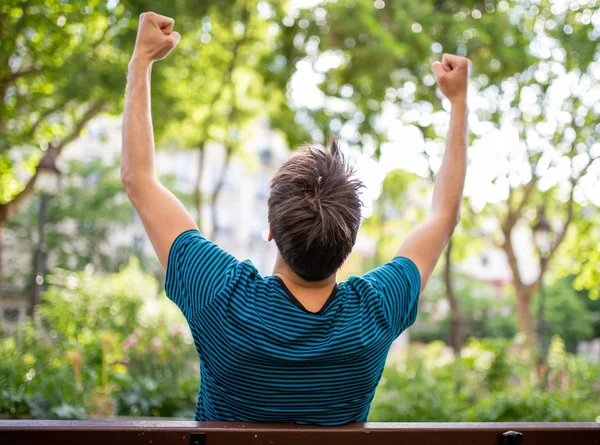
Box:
450 96 467 111
128 54 153 73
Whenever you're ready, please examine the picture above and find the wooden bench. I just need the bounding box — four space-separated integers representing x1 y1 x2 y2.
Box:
0 420 598 445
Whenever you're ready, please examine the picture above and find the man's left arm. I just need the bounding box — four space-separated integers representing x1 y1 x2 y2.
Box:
121 12 197 269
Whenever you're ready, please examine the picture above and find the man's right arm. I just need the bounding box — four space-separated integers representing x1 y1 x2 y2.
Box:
395 54 471 292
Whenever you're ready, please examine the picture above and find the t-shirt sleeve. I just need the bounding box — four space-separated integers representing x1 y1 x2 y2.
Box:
362 256 421 337
165 229 238 319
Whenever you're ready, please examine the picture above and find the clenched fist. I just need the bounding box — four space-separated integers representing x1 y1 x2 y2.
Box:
131 12 180 64
431 54 471 104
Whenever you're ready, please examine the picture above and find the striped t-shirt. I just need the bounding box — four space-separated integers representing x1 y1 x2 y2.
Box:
165 229 420 425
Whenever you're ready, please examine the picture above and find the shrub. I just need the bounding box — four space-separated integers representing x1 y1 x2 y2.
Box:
0 259 197 419
369 338 600 422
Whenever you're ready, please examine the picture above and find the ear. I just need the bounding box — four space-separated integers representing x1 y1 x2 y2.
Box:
268 226 273 242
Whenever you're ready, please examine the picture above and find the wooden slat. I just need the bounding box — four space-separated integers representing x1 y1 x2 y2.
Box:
0 420 598 445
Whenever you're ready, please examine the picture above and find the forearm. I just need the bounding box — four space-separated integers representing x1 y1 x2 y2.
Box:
121 58 156 190
431 100 468 223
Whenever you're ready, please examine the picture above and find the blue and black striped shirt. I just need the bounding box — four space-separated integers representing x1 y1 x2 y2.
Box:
165 229 420 425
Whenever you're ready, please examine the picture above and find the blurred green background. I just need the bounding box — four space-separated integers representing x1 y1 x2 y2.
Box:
1 0 599 421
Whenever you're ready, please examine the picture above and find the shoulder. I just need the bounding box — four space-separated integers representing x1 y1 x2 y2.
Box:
218 259 265 295
344 257 420 291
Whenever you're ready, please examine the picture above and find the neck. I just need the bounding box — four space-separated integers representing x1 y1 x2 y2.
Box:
272 253 336 289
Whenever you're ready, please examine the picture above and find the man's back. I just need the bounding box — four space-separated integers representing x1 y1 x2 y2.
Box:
166 230 420 424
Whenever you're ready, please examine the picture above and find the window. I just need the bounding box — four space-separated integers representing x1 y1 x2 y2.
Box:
4 309 20 324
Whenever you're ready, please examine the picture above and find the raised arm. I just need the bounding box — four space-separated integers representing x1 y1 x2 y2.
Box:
121 12 197 268
395 54 471 292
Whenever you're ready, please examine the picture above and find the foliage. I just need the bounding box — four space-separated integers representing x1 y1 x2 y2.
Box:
3 153 195 290
156 0 307 149
284 0 533 147
533 278 597 352
284 0 600 347
1 0 131 204
0 259 197 419
361 169 427 266
412 277 599 352
369 339 600 422
5 157 135 286
557 206 600 301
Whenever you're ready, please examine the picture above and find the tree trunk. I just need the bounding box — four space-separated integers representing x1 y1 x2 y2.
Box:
193 144 206 231
501 221 537 352
444 240 466 354
210 144 233 240
374 198 387 267
0 222 4 296
0 100 105 226
515 285 536 351
29 195 48 316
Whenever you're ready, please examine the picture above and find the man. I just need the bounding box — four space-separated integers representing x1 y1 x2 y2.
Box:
122 12 469 424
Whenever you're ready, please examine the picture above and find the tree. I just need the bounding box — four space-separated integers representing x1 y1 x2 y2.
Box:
0 0 148 293
0 0 276 287
0 0 136 219
273 0 531 353
533 278 595 353
362 169 425 265
277 0 532 146
556 206 600 302
275 0 600 352
4 158 136 294
484 0 600 350
154 0 309 236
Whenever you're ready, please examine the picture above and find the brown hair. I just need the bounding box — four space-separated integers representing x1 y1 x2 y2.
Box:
268 137 364 281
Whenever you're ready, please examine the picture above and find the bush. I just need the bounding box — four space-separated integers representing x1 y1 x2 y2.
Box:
369 338 600 422
3 262 599 422
0 259 198 419
533 278 596 352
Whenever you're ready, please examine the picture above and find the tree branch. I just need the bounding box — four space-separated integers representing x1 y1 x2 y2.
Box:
0 1 30 69
24 98 74 139
0 170 37 224
501 178 536 288
3 66 43 85
210 142 234 238
549 156 594 260
192 5 250 231
195 6 250 148
0 99 106 224
533 155 595 287
55 100 106 153
444 240 465 354
514 177 538 218
501 224 524 288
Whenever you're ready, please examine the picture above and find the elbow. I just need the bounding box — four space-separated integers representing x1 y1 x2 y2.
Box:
435 211 460 239
452 210 461 229
448 211 461 236
121 170 154 200
120 169 136 196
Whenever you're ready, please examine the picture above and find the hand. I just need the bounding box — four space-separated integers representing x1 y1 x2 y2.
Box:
131 12 180 65
431 54 471 105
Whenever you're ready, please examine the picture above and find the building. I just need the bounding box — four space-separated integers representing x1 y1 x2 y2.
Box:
63 116 287 277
